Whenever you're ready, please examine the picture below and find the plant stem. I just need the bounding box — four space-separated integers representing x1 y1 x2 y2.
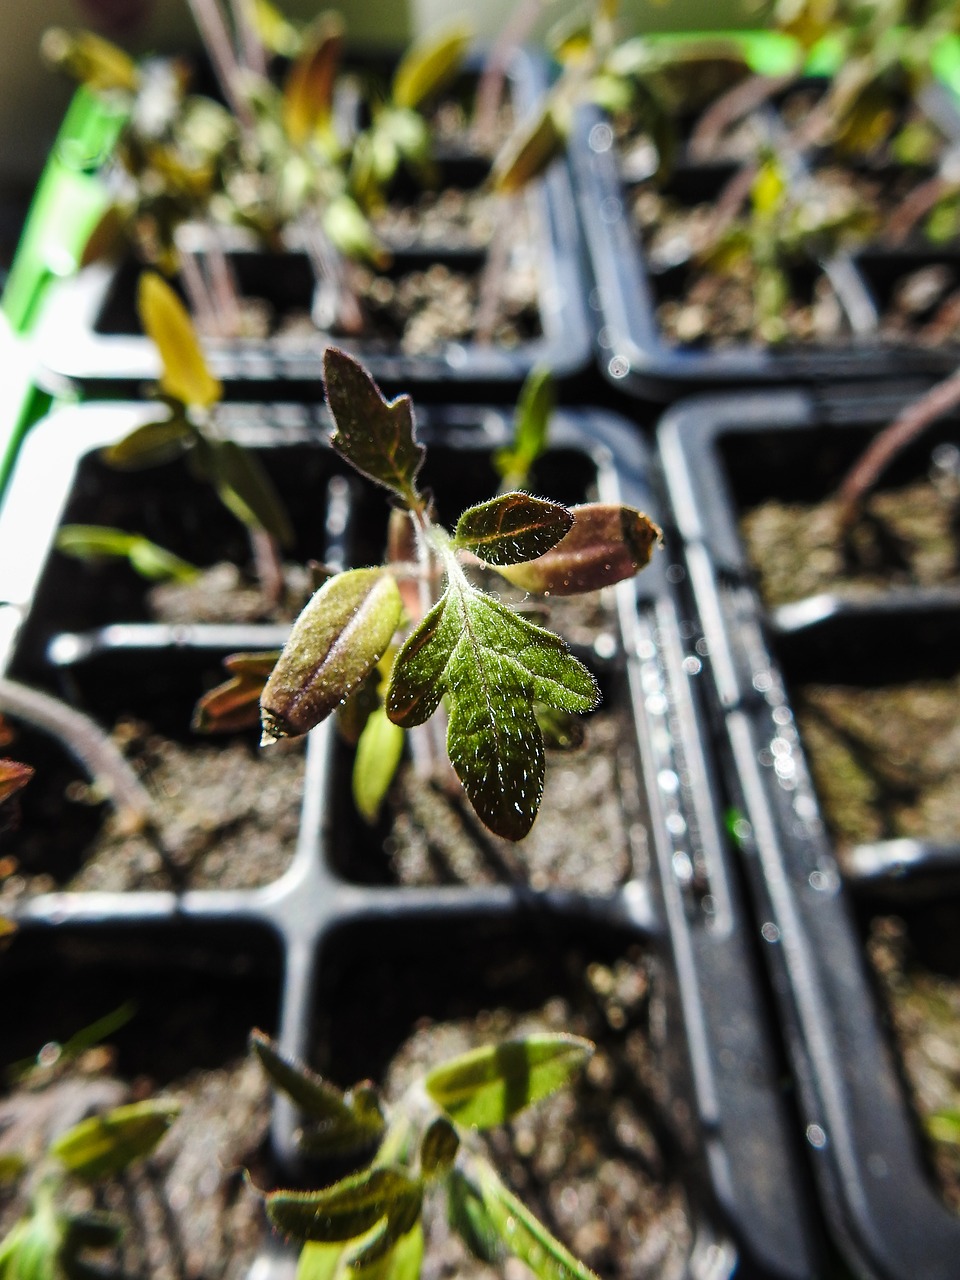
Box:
884 173 952 246
472 0 544 150
836 366 960 530
473 197 514 345
250 527 286 609
179 248 222 336
688 72 794 161
301 219 365 335
230 0 267 77
205 234 246 337
185 0 256 131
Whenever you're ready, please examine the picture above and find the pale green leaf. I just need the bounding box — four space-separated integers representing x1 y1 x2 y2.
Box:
323 196 389 267
51 1099 179 1180
474 1159 600 1280
454 495 572 567
101 414 192 470
353 707 405 823
447 1169 502 1265
386 585 598 839
41 27 139 92
252 0 303 55
261 568 402 742
266 1167 422 1246
491 106 565 195
200 437 294 546
0 1197 63 1280
56 525 198 583
495 366 554 488
138 272 222 408
424 1035 593 1129
323 349 424 506
297 1243 345 1280
496 503 660 596
392 23 472 110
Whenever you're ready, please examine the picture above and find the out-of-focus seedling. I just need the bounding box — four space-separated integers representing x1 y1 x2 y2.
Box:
252 347 658 840
250 1028 600 1280
0 1077 177 1280
55 525 200 585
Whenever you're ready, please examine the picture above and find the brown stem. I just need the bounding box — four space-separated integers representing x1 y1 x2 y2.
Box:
230 0 267 77
473 197 514 345
884 173 951 247
836 367 960 530
301 219 365 335
185 0 255 130
205 235 245 337
699 160 758 253
919 288 960 344
178 249 221 335
250 527 285 609
688 73 794 162
472 0 545 151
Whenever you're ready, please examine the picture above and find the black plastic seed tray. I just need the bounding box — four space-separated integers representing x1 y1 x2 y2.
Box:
0 399 820 1277
658 384 960 1279
27 52 591 402
571 79 960 400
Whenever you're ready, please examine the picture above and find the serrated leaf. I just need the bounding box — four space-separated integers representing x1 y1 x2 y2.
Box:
455 495 572 567
262 568 403 743
51 1099 179 1180
353 707 405 824
250 1031 385 1156
323 349 424 506
495 367 554 488
138 272 222 409
200 438 294 546
386 584 598 840
102 414 193 470
448 1168 502 1265
267 1167 422 1246
473 1159 599 1280
0 760 33 806
497 504 660 596
392 23 472 110
41 27 139 92
192 653 279 734
424 1035 593 1129
419 1117 459 1178
491 105 565 195
283 13 344 145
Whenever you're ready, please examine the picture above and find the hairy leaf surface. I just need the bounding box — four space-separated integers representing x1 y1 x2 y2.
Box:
323 349 423 505
267 1167 421 1246
261 568 402 742
497 503 660 595
386 584 598 839
424 1035 593 1129
454 494 572 566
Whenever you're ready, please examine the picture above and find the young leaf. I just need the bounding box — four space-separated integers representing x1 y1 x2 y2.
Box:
282 13 345 145
447 1168 502 1265
197 437 294 546
51 1099 179 1180
250 1031 385 1156
0 1153 26 1186
0 759 33 806
102 414 193 470
496 503 660 596
193 653 280 734
353 707 405 824
491 105 566 195
323 349 424 507
252 0 303 56
41 27 139 93
424 1035 593 1129
391 23 472 110
454 495 573 567
297 1242 345 1280
262 568 403 744
473 1158 600 1280
419 1116 459 1178
56 525 199 583
387 584 598 839
495 366 554 488
138 272 222 409
0 1195 64 1280
266 1167 422 1246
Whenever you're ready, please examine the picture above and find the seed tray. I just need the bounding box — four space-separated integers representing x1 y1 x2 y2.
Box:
571 79 960 400
0 399 818 1276
658 383 960 1279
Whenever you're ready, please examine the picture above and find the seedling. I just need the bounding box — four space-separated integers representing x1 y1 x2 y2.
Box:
251 1028 600 1280
240 348 657 841
55 525 200 584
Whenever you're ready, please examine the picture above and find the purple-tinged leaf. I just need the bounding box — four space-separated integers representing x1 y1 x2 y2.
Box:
282 12 344 145
192 652 280 734
497 503 660 595
323 349 424 506
454 494 572 566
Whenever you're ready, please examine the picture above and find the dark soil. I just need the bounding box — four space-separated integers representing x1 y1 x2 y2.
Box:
148 563 312 624
0 719 304 900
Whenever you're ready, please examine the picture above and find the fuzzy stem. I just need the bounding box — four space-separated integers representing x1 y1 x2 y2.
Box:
185 0 256 130
836 366 960 530
688 72 794 161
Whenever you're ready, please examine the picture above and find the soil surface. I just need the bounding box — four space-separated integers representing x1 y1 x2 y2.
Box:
740 474 960 606
380 955 694 1280
148 563 312 625
0 1050 271 1280
1 720 304 900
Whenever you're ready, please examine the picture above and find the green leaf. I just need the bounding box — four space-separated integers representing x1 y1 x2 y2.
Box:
424 1035 593 1129
261 568 403 743
353 707 405 824
193 653 280 734
250 1031 385 1157
386 584 598 840
0 1154 25 1186
323 349 424 507
323 196 390 268
56 525 199 583
196 437 294 546
419 1117 459 1178
297 1243 345 1280
0 1196 64 1280
392 23 472 110
447 1168 502 1265
51 1099 179 1180
534 705 585 751
495 366 554 488
266 1167 422 1246
41 27 139 92
473 1159 600 1280
491 105 566 196
454 495 572 567
252 0 303 55
138 272 222 409
496 503 660 596
101 414 193 470
282 13 345 145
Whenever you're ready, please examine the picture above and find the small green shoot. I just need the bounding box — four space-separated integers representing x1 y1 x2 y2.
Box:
56 525 200 584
